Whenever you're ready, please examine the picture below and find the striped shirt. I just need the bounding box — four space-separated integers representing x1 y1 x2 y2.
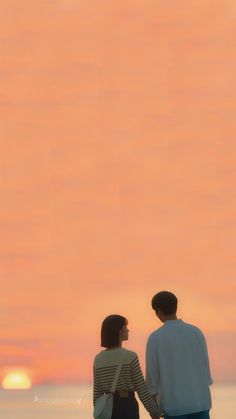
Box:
93 347 160 417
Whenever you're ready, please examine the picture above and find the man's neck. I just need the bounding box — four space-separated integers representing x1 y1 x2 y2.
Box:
163 315 178 322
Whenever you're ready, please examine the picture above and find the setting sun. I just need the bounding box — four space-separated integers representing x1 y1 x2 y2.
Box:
2 371 32 390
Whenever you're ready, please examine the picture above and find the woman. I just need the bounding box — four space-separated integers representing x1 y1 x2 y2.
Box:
93 314 160 419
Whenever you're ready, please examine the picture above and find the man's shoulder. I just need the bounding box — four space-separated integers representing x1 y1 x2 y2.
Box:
147 326 165 343
147 321 205 340
182 321 205 335
178 321 208 344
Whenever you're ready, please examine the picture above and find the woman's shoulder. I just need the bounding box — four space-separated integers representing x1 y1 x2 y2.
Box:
123 348 138 360
93 347 138 366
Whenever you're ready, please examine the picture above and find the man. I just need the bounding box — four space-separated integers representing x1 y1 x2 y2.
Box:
146 291 213 419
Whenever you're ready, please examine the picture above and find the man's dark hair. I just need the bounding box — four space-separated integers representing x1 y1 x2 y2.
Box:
151 291 178 315
101 314 126 348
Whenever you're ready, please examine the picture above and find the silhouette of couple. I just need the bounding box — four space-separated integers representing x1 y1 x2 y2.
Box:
93 291 213 419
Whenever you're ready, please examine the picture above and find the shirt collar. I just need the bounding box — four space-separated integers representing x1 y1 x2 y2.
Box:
163 319 183 326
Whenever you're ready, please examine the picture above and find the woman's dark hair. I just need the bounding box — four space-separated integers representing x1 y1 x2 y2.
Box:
151 291 178 315
101 314 127 348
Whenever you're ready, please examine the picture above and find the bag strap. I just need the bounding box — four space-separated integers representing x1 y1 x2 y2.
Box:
110 350 126 394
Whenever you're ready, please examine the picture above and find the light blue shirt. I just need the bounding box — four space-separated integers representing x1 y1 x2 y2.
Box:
146 319 213 416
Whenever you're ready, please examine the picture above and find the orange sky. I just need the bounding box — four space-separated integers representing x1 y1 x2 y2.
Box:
0 0 236 385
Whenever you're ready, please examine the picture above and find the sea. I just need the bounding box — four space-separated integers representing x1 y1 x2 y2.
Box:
0 384 235 419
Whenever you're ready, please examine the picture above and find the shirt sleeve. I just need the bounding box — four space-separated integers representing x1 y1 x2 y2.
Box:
93 364 103 406
146 335 161 395
130 354 160 417
200 332 213 385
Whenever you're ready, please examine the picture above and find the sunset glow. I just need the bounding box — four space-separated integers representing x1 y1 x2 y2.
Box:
0 1 236 385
